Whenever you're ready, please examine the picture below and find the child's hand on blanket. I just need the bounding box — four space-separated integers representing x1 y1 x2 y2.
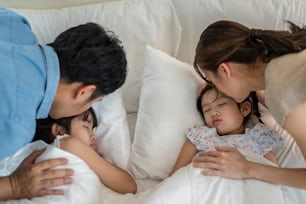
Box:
8 149 73 199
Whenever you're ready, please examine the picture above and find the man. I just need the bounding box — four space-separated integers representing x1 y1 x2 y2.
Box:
0 8 127 200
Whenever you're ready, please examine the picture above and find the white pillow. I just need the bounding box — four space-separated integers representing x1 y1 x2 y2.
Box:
128 46 204 179
92 89 130 169
13 0 182 113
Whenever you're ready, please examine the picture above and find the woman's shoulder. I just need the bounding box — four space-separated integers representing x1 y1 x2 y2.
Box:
265 50 306 125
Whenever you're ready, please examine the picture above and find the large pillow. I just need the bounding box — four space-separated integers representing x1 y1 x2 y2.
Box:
92 89 130 169
128 46 204 179
13 0 182 113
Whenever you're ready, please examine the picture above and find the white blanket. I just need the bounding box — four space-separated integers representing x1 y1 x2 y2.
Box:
100 150 306 204
0 141 103 204
2 142 306 204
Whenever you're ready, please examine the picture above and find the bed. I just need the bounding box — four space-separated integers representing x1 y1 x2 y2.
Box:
1 0 306 203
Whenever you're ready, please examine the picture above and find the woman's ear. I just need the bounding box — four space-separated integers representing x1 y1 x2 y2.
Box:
240 101 252 117
51 123 66 136
218 63 232 78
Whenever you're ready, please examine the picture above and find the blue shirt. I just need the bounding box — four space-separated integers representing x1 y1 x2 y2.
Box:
0 8 60 159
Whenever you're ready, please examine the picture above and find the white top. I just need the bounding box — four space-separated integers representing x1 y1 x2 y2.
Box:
265 49 306 125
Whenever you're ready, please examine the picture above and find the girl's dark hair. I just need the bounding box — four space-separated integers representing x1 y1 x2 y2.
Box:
196 84 261 125
33 107 98 144
194 20 306 75
49 23 127 99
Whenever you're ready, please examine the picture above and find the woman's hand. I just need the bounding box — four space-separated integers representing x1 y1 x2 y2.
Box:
8 149 73 199
192 147 252 179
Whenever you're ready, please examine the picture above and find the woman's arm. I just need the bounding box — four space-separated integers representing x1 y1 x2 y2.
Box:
283 102 306 159
192 146 306 189
60 137 137 194
169 140 198 176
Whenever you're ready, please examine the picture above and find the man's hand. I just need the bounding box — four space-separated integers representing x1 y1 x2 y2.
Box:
8 149 73 199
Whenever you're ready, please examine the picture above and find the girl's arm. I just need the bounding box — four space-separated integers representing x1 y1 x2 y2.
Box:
192 146 306 189
60 137 137 194
169 140 198 176
263 151 278 165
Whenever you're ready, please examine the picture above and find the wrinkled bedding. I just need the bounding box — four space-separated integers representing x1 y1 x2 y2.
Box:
0 141 103 204
2 144 306 204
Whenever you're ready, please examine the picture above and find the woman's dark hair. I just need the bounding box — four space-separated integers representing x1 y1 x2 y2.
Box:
196 84 261 125
33 107 98 144
49 23 127 99
194 20 306 76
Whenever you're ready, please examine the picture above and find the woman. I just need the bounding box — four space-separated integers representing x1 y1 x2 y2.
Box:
192 20 306 189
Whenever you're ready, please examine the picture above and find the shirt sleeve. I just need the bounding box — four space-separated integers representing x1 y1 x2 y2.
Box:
186 125 218 151
0 119 34 159
0 8 37 45
250 124 283 155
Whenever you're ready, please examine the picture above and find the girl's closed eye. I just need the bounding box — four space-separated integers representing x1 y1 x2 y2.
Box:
203 107 211 113
218 102 226 107
83 125 90 130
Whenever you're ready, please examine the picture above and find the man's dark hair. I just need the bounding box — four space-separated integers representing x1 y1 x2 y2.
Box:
49 22 127 99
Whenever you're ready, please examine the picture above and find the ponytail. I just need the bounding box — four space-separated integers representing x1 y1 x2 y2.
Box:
247 21 306 63
195 20 306 74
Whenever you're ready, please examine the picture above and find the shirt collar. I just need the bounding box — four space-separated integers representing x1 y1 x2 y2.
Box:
36 45 60 119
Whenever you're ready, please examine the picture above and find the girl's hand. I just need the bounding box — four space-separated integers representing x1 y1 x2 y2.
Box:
192 146 252 179
9 149 73 199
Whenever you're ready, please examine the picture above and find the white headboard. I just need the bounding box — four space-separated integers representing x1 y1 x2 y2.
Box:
0 0 121 9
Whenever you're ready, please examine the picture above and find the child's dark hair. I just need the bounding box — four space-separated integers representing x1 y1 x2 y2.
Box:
196 84 261 124
33 107 98 144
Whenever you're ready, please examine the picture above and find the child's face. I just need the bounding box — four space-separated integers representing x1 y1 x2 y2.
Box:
201 89 245 135
69 112 97 150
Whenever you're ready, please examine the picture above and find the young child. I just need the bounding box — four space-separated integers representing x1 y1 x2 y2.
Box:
170 85 282 175
34 108 137 194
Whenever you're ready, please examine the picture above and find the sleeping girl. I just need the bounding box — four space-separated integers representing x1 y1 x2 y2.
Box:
33 107 137 195
170 84 283 175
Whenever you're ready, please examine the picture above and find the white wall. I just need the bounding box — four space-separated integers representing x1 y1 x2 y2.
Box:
0 0 122 9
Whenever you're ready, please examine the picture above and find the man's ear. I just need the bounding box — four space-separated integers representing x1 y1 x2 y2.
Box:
51 123 66 136
75 84 97 101
218 63 232 78
240 101 252 117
